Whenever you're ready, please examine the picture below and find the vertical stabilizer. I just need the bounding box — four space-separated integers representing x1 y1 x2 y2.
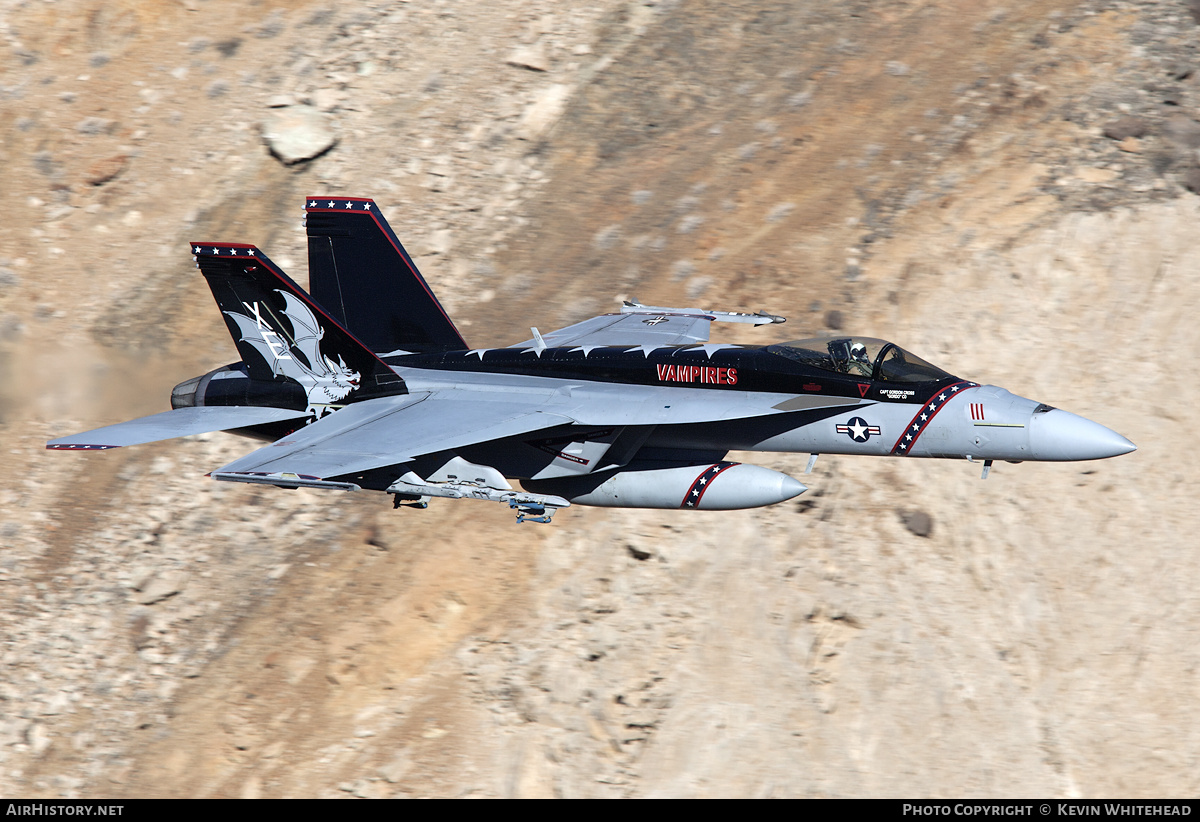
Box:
191 242 404 417
305 197 468 354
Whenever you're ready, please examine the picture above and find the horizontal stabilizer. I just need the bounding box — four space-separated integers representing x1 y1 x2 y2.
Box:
46 406 311 450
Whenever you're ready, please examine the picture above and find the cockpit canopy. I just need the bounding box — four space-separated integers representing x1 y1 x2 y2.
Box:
764 336 953 383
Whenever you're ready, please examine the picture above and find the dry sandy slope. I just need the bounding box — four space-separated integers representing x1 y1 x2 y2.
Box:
1 0 1198 798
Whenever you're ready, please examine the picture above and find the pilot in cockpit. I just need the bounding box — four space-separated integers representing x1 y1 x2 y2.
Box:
847 341 873 377
827 338 875 377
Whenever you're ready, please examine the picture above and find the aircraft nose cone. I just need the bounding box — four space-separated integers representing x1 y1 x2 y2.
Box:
1029 409 1136 461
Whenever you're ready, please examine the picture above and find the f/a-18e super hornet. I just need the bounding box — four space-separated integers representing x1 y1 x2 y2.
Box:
47 197 1136 523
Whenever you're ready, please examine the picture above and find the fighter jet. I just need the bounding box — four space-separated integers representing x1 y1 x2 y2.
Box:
47 197 1136 523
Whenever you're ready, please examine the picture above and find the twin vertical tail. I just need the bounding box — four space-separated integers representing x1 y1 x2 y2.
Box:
192 198 460 416
190 242 403 417
304 197 467 355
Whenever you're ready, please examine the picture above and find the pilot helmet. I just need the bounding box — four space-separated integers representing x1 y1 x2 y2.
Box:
850 341 868 362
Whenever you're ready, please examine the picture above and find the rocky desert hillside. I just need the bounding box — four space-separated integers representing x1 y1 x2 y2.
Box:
1 0 1198 798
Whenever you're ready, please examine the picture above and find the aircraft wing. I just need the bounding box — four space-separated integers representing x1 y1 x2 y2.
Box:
46 406 312 450
394 369 873 426
509 301 785 349
206 378 861 488
210 391 575 487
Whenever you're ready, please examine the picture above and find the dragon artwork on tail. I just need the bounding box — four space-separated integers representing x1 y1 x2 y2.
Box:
224 290 361 420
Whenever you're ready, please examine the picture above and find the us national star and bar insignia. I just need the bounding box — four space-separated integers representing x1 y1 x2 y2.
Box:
836 417 881 442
